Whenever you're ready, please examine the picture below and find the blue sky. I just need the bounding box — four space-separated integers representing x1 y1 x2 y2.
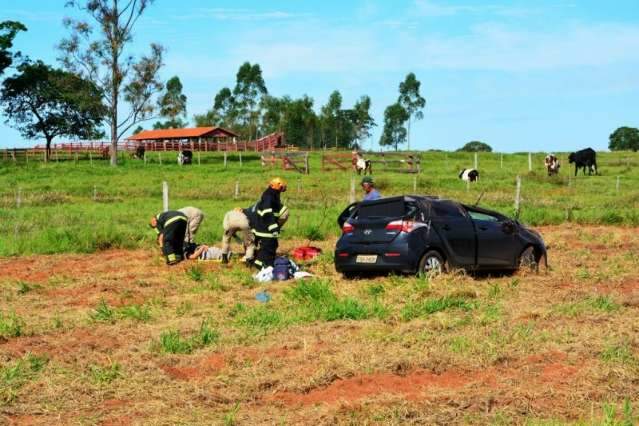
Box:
1 0 638 151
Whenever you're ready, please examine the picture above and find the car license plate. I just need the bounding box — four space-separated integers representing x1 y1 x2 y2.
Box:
356 255 377 264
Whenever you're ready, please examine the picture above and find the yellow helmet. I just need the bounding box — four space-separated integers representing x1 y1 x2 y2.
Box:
269 177 287 191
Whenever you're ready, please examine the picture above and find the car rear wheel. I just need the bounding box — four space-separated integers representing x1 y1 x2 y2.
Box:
518 246 538 272
418 250 446 277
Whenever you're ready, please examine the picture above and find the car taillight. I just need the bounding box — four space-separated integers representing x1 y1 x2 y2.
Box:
342 222 355 234
385 220 417 233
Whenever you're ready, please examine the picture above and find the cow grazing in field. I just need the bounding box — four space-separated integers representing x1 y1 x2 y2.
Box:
459 168 480 182
568 148 597 176
178 150 193 165
133 146 145 160
544 154 560 176
352 151 372 175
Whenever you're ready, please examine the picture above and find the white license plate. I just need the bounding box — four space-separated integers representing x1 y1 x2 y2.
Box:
356 255 378 264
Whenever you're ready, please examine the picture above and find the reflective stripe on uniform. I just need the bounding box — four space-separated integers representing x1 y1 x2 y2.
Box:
257 208 273 216
268 223 278 231
251 229 277 238
254 259 263 267
274 205 288 217
165 215 187 227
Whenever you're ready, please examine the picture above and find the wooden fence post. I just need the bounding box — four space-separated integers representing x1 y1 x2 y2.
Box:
93 185 97 201
474 152 478 170
500 153 503 169
224 151 228 168
162 181 169 212
349 176 356 203
514 176 522 216
197 151 201 166
89 151 93 167
239 151 243 167
528 152 532 172
159 152 162 165
16 188 21 208
413 175 417 193
616 176 620 193
234 179 240 200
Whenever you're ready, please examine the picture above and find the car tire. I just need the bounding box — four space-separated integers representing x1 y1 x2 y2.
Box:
518 246 538 272
418 250 446 277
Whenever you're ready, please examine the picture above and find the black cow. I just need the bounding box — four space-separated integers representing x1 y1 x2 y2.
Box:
133 146 145 160
568 148 597 176
178 150 193 165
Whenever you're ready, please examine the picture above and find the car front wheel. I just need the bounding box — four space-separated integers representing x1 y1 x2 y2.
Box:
518 246 538 272
418 250 446 277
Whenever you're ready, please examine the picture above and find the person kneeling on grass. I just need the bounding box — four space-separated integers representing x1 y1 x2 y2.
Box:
149 210 188 265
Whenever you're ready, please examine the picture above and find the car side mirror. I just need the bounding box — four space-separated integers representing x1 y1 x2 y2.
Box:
502 220 516 234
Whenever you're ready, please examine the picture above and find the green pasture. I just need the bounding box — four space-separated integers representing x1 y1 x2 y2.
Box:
0 150 638 256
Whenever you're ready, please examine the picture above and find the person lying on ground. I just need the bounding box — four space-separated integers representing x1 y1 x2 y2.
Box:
184 244 226 261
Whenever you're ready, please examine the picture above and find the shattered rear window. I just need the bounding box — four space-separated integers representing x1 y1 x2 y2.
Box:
358 200 406 219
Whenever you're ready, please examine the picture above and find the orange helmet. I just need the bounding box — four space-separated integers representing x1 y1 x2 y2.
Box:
269 177 287 191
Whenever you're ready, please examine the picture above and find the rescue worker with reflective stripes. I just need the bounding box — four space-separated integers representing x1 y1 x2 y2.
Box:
223 202 289 264
149 210 188 265
245 177 288 269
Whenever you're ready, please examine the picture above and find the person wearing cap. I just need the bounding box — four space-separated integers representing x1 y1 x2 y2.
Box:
246 177 288 269
361 176 382 201
149 210 188 265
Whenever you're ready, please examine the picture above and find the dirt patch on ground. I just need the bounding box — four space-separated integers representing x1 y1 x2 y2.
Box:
2 327 124 361
272 370 473 406
0 249 152 284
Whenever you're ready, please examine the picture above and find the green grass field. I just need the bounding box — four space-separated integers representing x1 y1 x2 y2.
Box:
1 150 639 424
0 150 638 256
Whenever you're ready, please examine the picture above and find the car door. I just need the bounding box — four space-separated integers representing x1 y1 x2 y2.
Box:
428 201 476 268
464 207 519 268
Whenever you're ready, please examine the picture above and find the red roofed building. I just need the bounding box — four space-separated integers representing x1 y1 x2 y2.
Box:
127 126 238 142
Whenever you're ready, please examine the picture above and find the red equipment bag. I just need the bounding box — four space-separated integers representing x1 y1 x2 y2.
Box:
292 246 322 262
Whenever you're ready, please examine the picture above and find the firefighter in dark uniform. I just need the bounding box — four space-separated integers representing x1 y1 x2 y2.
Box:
149 210 188 265
246 177 288 270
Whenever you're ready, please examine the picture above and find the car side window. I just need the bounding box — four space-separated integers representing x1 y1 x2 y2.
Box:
467 210 500 222
430 202 466 219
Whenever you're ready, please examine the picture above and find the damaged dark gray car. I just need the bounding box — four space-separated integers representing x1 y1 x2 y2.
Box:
335 196 547 277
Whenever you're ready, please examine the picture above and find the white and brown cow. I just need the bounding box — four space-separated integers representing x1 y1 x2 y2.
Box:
352 151 372 175
544 154 560 176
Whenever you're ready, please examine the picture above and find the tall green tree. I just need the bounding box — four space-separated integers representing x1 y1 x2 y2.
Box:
0 61 106 160
320 90 342 149
352 95 376 150
398 72 426 151
0 21 26 76
153 76 187 129
609 126 639 152
233 62 267 140
59 0 164 166
194 87 237 129
261 95 318 148
379 102 409 151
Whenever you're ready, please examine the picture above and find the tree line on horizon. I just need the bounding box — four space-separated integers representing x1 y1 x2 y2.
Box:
0 1 637 167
